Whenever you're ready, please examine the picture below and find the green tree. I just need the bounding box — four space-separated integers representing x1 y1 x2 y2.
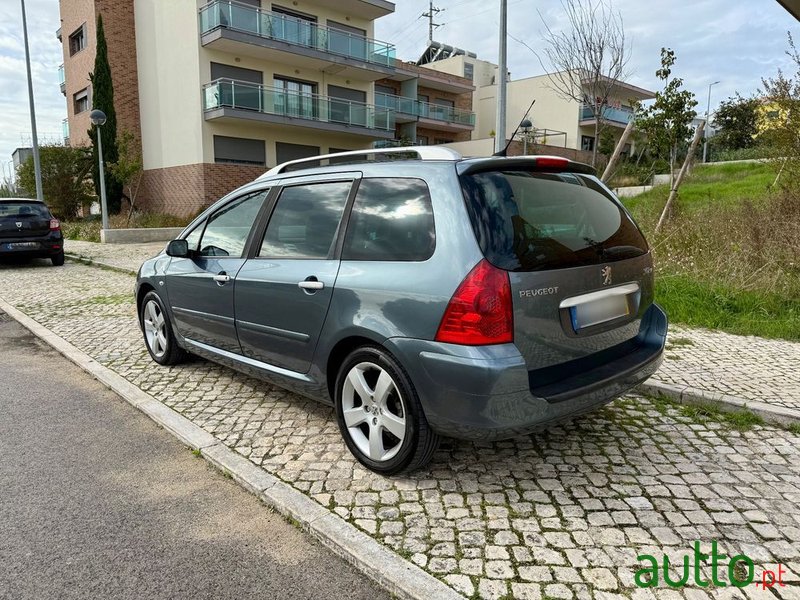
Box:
637 48 698 184
87 15 123 214
598 128 616 157
109 130 144 225
762 32 800 191
711 94 761 151
17 145 93 218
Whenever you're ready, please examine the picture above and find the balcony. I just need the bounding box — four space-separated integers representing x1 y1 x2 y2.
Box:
203 79 394 139
375 92 475 130
62 118 69 144
58 64 65 94
199 1 396 80
580 104 634 127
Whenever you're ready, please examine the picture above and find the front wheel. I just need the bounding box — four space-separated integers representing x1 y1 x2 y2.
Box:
334 346 440 475
140 291 186 366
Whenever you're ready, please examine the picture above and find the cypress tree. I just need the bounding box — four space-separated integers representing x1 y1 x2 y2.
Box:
87 15 123 214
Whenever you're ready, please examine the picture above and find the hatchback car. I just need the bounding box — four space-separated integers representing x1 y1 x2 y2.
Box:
135 147 666 475
0 199 64 266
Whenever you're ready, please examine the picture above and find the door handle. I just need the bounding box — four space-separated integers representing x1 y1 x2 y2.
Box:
298 278 324 291
213 273 230 284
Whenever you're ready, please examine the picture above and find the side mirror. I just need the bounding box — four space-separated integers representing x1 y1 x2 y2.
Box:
166 239 190 258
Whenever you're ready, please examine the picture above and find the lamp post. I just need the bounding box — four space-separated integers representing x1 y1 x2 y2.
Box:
21 0 43 201
520 119 532 155
703 80 720 163
90 109 109 230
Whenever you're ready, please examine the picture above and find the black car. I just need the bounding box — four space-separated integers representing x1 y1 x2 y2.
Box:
0 199 64 266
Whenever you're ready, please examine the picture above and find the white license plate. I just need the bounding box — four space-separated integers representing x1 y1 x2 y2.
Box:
569 294 630 330
6 242 39 250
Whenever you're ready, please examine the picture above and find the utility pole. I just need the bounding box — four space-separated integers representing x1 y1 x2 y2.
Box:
20 0 43 201
422 1 442 45
702 80 719 163
495 0 508 153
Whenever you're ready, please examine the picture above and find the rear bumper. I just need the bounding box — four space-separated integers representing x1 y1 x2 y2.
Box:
0 236 63 258
385 303 667 441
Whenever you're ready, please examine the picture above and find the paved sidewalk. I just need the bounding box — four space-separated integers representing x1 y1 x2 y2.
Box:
61 239 800 416
2 258 799 599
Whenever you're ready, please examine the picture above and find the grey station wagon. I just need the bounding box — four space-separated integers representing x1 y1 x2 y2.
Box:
135 147 667 475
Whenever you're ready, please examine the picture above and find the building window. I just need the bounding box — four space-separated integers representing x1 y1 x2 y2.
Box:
464 62 474 81
68 24 86 56
213 135 266 166
581 135 595 152
416 136 428 145
73 88 89 114
434 138 454 145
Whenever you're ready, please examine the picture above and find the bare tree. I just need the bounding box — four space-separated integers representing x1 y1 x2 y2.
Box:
537 0 631 166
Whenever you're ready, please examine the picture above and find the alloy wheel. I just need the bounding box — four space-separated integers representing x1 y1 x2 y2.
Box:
340 361 407 462
143 299 168 359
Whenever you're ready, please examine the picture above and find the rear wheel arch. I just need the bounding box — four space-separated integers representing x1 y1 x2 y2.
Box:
325 335 382 400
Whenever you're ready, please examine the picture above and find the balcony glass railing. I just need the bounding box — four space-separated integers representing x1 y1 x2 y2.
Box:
199 0 395 67
204 79 394 131
417 99 475 126
375 92 417 115
375 92 476 126
58 64 65 86
62 118 69 141
580 104 634 125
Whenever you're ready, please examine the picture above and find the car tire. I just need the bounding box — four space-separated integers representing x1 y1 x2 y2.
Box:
51 251 65 266
334 345 440 475
140 291 186 366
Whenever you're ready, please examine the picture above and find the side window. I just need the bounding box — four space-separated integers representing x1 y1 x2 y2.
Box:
198 191 268 258
184 221 205 252
342 178 435 262
259 181 352 258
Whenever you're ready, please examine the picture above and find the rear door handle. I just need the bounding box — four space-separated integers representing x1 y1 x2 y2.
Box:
213 273 230 284
298 280 324 290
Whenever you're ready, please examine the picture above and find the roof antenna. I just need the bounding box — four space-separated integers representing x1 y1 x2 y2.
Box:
493 99 536 157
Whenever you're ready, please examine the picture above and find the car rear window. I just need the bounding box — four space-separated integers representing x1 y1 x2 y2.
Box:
0 202 49 218
460 170 648 272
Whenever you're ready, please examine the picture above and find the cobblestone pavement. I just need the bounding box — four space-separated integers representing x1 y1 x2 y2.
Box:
60 240 800 414
64 239 165 272
2 259 799 599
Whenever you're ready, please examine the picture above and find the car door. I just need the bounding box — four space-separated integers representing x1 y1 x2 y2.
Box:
234 175 357 373
166 190 269 353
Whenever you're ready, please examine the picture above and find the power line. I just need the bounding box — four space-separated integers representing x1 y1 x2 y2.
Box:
422 1 443 44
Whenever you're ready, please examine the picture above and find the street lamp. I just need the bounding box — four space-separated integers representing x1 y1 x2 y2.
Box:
703 81 720 163
90 109 109 230
520 118 532 155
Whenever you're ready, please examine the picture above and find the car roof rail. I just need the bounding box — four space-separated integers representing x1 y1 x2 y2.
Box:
258 146 463 179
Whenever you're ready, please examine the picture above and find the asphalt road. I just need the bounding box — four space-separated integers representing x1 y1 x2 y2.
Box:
0 312 389 600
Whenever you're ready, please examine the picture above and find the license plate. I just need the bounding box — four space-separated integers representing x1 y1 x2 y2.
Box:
5 242 39 250
570 294 630 330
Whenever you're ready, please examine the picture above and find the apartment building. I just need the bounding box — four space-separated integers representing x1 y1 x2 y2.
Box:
56 1 475 216
418 43 654 155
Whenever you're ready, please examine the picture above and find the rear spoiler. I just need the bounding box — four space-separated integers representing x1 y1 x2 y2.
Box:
456 156 595 177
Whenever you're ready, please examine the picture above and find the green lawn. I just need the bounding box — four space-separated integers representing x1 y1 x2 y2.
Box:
621 160 799 341
624 161 775 217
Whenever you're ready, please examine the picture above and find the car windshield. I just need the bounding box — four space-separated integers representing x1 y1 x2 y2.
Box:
0 202 49 219
460 170 649 272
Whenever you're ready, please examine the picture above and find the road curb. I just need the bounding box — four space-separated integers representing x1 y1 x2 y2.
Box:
0 298 464 600
638 380 800 426
64 253 137 276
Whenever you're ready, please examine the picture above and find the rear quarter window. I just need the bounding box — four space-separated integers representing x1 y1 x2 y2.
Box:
460 170 648 272
342 178 435 262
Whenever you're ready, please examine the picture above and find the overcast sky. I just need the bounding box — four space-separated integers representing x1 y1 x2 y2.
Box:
1 0 798 177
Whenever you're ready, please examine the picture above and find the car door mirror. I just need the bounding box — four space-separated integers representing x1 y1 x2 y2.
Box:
166 239 190 258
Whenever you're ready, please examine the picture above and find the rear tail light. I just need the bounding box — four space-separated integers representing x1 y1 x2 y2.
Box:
49 218 60 231
535 156 569 169
435 259 514 345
